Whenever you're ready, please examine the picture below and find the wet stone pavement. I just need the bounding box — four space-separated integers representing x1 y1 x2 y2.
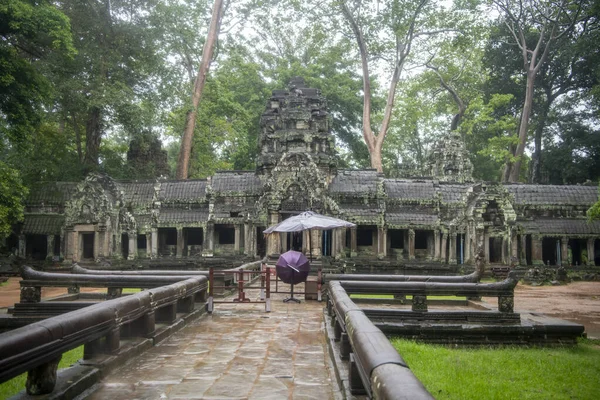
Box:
84 288 340 400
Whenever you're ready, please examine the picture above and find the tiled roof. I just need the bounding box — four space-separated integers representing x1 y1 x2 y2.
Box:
518 219 600 235
158 208 209 224
117 182 155 208
338 206 381 224
22 215 64 235
386 212 439 226
26 182 77 205
211 171 262 194
505 184 598 206
133 214 153 228
329 170 379 194
438 184 469 203
158 180 207 202
384 180 436 200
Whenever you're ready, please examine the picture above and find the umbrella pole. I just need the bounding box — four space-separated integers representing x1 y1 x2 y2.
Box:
309 231 312 261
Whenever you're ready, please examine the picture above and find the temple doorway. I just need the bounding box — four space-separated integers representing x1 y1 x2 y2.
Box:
81 233 95 260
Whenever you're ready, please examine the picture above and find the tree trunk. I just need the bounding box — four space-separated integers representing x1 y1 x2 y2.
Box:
176 0 224 179
506 69 536 182
531 98 551 184
83 107 102 173
71 112 83 164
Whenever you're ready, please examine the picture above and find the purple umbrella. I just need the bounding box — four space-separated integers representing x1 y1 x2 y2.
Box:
276 250 310 303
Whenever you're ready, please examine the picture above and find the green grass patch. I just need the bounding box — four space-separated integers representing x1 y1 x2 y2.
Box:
121 288 142 294
392 338 600 400
0 346 83 399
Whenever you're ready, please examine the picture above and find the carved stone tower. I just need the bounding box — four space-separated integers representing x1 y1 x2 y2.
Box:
428 131 474 183
257 77 336 179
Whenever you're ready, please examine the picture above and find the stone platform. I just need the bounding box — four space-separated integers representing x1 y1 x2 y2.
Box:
82 286 342 400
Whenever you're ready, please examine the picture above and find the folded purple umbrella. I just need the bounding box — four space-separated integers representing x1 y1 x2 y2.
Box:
276 250 310 285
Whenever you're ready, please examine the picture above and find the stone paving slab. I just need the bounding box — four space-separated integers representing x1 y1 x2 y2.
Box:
84 290 341 400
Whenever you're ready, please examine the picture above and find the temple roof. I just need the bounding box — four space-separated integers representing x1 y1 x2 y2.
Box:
26 182 77 205
506 184 598 206
329 170 379 195
387 212 439 227
518 218 600 235
157 208 209 224
211 171 263 194
384 180 436 201
158 180 207 202
117 181 155 208
22 214 65 235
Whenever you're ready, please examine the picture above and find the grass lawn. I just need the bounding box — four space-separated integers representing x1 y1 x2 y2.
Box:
392 338 600 400
0 346 83 399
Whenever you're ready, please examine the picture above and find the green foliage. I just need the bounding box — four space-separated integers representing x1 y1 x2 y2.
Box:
393 338 600 400
0 161 27 241
0 346 83 399
588 185 600 221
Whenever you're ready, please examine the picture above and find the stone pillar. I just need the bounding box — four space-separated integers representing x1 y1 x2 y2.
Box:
350 227 357 257
151 228 158 258
72 231 79 262
128 232 137 260
175 227 183 258
465 231 472 264
145 233 151 258
561 237 569 266
244 222 251 256
587 238 595 266
511 230 518 261
93 231 100 260
203 223 214 257
234 225 241 253
408 229 415 260
434 230 441 261
47 235 55 259
531 235 543 265
483 231 490 263
312 230 321 259
267 212 280 256
449 233 457 264
97 229 105 258
59 232 65 259
440 232 448 263
378 227 387 258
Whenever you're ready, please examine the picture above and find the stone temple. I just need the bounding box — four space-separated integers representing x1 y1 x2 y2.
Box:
15 78 600 271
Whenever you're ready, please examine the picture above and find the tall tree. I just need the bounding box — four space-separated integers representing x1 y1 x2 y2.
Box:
492 0 582 182
176 0 225 179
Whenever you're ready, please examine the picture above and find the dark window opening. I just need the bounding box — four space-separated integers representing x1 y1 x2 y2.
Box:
357 228 373 246
185 228 203 246
595 239 600 266
137 234 147 249
489 237 503 263
525 235 532 265
26 234 48 260
217 226 235 245
256 227 266 257
569 239 585 266
82 233 94 259
415 230 428 250
389 230 404 249
286 231 302 251
345 229 351 248
53 235 61 256
121 233 129 259
5 233 18 253
322 229 332 256
160 228 177 246
542 237 559 265
230 211 240 218
456 234 465 264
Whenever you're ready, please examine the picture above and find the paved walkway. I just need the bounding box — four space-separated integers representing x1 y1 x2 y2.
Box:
85 287 340 400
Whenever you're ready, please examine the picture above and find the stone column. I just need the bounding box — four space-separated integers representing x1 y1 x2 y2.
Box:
483 231 490 263
244 222 251 256
128 232 137 260
60 232 65 259
350 227 357 257
427 231 434 261
434 230 441 261
520 235 527 265
465 231 472 264
47 235 55 259
587 238 595 266
145 233 151 258
561 237 569 265
267 212 279 256
408 229 415 260
312 230 321 259
71 231 79 262
531 235 543 265
175 227 184 258
378 227 387 258
449 233 457 264
97 228 105 258
234 225 241 253
151 228 158 258
510 230 518 262
440 232 448 263
205 223 214 257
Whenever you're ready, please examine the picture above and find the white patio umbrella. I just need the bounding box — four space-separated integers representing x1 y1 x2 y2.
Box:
264 211 356 259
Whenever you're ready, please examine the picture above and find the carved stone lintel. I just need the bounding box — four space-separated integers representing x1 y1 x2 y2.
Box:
412 295 428 312
21 286 41 303
26 356 62 395
498 295 514 313
107 287 123 299
68 286 80 294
